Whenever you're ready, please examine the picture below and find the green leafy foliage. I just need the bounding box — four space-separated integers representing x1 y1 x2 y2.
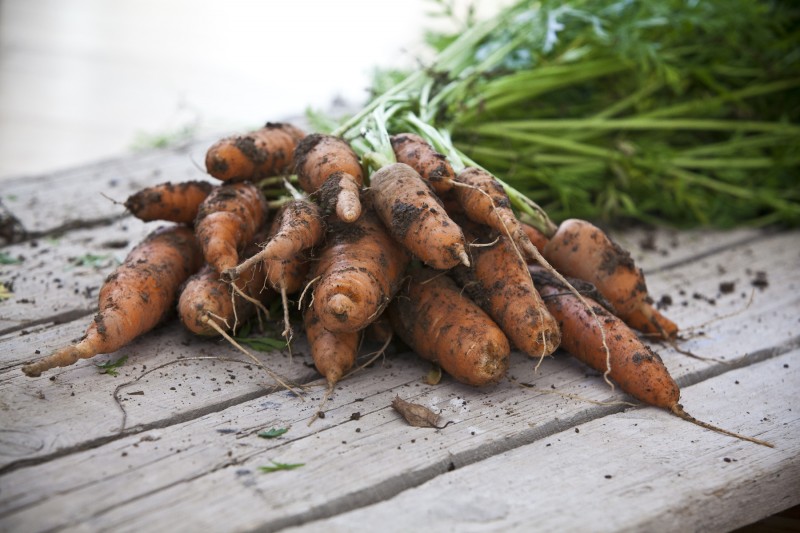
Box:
0 252 22 265
96 355 128 377
258 427 289 439
259 461 304 473
364 0 800 228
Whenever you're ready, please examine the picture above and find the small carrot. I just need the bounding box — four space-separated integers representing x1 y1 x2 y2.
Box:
312 209 410 333
370 163 469 269
303 303 360 389
521 221 550 255
223 198 324 282
205 122 305 182
195 181 268 273
294 134 364 222
454 220 560 359
390 133 455 195
22 225 203 377
531 267 771 447
388 267 510 387
124 181 214 224
178 261 272 337
453 167 536 261
542 218 678 339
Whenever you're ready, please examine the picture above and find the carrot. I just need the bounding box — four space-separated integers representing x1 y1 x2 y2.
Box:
521 221 549 254
390 133 455 194
178 261 272 337
195 181 268 273
223 198 324 282
370 163 469 269
205 122 305 182
303 303 360 389
294 133 364 222
124 180 214 224
388 267 510 387
453 167 535 260
22 225 203 377
542 218 678 339
454 220 560 359
531 267 772 447
533 267 679 407
312 208 410 333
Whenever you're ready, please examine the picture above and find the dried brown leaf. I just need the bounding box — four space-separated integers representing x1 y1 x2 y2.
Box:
392 395 449 429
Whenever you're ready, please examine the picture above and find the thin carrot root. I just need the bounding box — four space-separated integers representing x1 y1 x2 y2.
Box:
22 344 94 378
201 315 303 397
670 404 774 448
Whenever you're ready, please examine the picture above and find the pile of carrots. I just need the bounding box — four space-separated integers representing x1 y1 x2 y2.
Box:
21 121 771 447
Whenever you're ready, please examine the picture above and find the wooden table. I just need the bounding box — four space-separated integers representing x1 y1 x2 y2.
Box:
1 140 798 532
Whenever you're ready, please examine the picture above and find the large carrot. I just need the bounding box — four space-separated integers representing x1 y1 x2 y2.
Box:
223 198 324 282
124 181 214 224
22 225 203 377
294 134 364 222
312 209 410 333
388 267 510 387
454 220 560 359
542 218 678 339
303 303 360 389
205 122 305 182
390 133 455 195
531 267 771 447
370 163 469 270
195 181 268 273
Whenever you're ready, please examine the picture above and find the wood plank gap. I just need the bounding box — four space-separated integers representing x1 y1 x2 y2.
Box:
0 372 315 477
0 309 94 339
644 228 777 275
672 332 800 391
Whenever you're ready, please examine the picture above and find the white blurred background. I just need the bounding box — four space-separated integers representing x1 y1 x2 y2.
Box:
0 0 506 181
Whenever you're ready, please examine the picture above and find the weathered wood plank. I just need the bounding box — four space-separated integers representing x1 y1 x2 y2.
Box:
0 222 152 334
0 231 795 476
0 143 212 239
301 350 800 533
0 231 795 531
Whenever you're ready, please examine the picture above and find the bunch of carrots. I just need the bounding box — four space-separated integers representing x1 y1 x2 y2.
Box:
20 0 791 447
20 118 772 447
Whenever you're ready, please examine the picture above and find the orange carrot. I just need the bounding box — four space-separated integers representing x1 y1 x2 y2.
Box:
205 122 305 182
453 167 536 260
303 303 360 389
390 133 455 194
532 267 679 407
223 198 324 282
22 225 203 377
124 181 214 224
294 134 364 222
370 163 469 269
521 222 549 254
531 266 771 447
454 221 560 359
312 209 410 333
388 267 510 387
542 219 678 339
179 259 272 337
195 181 268 273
